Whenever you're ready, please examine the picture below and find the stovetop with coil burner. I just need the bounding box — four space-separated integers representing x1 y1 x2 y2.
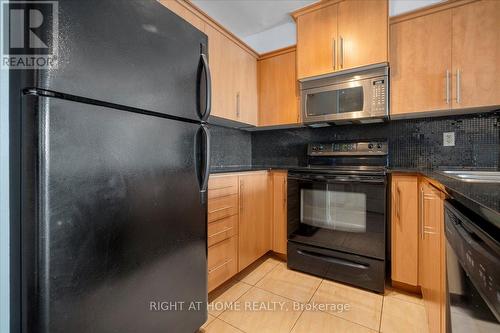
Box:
289 140 389 176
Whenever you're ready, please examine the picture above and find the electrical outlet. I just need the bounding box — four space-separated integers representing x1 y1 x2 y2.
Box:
443 132 455 146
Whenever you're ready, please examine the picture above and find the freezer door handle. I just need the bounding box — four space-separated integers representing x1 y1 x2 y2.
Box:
199 53 212 121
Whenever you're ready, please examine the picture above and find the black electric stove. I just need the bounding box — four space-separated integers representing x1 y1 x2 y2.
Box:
287 140 388 293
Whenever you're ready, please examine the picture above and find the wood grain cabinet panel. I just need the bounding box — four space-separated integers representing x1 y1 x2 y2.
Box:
208 236 238 292
238 173 272 271
390 10 452 116
271 171 288 255
452 0 500 109
419 180 445 333
208 194 238 223
258 48 300 126
208 215 238 247
296 3 338 79
390 175 419 286
337 0 388 71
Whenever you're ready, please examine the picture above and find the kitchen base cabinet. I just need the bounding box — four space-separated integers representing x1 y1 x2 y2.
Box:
390 174 419 287
419 180 446 333
208 236 238 292
271 171 287 255
238 172 271 271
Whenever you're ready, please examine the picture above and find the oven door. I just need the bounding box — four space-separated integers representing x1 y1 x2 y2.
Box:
287 173 386 260
302 79 372 124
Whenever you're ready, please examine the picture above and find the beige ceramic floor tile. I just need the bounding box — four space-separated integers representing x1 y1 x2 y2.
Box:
310 280 383 331
384 287 424 306
236 256 282 285
200 314 216 329
255 263 322 303
219 287 303 333
208 280 252 317
380 297 429 333
291 310 378 333
198 318 244 333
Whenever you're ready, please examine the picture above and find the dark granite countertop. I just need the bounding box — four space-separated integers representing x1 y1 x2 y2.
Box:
210 166 500 226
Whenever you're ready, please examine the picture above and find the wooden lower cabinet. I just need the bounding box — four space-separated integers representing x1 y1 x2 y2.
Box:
208 236 238 292
271 171 287 255
419 180 446 333
238 172 272 271
391 176 447 333
391 174 419 286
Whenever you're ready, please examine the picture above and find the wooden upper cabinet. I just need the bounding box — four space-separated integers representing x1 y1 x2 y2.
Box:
390 10 452 116
452 0 500 109
391 175 418 287
296 3 338 79
337 0 388 71
158 0 205 32
238 173 271 271
271 171 287 255
258 48 300 126
205 24 238 121
237 48 258 125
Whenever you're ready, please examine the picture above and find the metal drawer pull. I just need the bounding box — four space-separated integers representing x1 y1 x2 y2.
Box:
208 205 233 214
456 69 461 104
208 227 234 238
445 69 450 104
210 185 234 191
208 258 233 274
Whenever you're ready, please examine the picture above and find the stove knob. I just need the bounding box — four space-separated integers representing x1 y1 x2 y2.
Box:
312 146 318 151
368 143 374 150
377 144 382 150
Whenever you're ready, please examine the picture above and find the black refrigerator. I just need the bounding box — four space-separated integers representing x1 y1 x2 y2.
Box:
10 1 211 332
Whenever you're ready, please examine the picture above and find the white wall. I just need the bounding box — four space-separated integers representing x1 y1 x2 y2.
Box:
244 0 445 54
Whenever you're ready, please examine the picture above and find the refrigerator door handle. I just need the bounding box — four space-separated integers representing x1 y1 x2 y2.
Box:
200 124 211 193
199 53 212 121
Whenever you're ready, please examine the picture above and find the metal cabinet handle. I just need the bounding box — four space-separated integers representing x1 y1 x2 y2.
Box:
208 226 234 239
208 205 233 214
239 179 243 212
419 187 424 240
456 69 461 104
236 92 240 118
396 186 401 222
208 258 233 274
332 38 336 70
445 70 450 104
340 36 344 69
282 178 286 210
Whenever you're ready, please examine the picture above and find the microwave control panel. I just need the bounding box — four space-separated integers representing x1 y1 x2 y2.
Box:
371 79 387 113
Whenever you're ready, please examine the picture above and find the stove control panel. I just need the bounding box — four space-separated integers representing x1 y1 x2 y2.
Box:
309 141 388 156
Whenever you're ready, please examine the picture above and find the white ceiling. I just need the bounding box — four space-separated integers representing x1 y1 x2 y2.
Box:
191 0 317 37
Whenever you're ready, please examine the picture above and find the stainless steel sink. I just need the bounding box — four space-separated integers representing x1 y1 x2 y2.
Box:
438 170 500 183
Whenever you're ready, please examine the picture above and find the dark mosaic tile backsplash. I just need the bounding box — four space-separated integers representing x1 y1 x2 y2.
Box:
209 124 252 169
251 111 500 169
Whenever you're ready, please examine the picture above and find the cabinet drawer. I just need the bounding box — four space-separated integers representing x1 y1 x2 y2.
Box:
208 175 238 199
208 236 238 292
208 215 238 247
208 194 238 222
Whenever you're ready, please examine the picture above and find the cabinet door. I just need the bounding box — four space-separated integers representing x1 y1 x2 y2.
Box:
338 0 388 71
237 48 258 125
419 182 445 333
390 10 452 116
391 175 418 286
272 171 287 255
205 24 237 121
238 173 271 271
296 4 338 79
452 0 500 109
258 49 299 126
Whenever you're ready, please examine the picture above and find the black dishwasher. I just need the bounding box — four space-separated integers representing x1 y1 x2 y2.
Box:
444 200 500 332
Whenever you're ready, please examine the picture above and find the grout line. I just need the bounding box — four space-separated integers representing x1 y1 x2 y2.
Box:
216 316 249 333
250 260 281 286
288 308 305 333
379 296 385 332
306 278 323 304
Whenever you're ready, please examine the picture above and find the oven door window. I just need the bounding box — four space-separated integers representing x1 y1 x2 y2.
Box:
301 186 366 232
306 86 364 117
292 179 386 260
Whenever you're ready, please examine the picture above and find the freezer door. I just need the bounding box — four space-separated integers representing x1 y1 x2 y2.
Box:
21 95 208 333
36 0 210 121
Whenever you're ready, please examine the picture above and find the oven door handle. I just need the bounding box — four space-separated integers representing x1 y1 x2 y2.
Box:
288 176 385 184
296 249 369 270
